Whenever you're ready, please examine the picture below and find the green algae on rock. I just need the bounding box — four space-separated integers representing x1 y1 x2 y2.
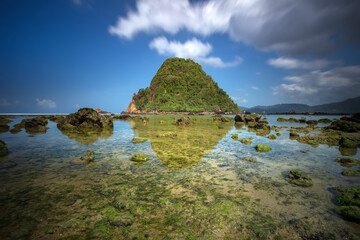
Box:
131 153 149 165
335 206 360 223
335 187 360 223
213 115 233 122
0 140 7 157
339 137 357 148
341 169 360 177
231 134 239 140
335 157 360 168
173 117 193 127
239 138 252 145
287 169 313 187
254 144 272 152
318 118 332 124
10 117 49 136
72 149 95 164
131 137 148 144
268 134 277 140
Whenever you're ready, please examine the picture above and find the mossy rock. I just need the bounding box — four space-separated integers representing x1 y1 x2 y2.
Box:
277 117 287 122
131 153 149 165
335 157 360 168
131 137 148 144
254 144 272 152
287 169 313 187
339 137 357 148
0 124 10 134
100 206 134 227
337 187 360 207
231 134 239 140
72 149 95 164
213 115 233 122
339 147 357 156
239 138 252 145
268 134 276 140
0 139 8 157
325 119 360 132
335 206 360 223
174 117 193 127
243 158 257 162
88 219 114 239
306 120 318 125
341 169 360 177
289 132 299 137
276 133 281 136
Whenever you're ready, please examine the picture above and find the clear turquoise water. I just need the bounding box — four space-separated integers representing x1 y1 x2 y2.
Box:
0 115 359 239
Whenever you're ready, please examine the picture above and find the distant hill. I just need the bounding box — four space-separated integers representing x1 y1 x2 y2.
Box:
244 96 360 114
126 58 240 113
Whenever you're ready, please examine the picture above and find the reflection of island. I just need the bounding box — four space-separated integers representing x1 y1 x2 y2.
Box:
131 116 233 170
58 127 113 145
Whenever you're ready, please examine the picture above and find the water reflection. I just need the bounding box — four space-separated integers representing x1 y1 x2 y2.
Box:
131 116 233 170
57 127 113 145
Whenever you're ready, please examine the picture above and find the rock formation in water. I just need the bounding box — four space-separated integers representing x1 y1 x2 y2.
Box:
126 58 240 113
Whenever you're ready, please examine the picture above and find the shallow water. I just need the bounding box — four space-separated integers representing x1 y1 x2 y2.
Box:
0 115 359 239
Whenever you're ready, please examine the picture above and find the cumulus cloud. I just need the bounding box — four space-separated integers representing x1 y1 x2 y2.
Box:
268 57 334 70
231 95 248 104
109 0 360 55
36 98 57 109
273 65 360 104
149 37 242 68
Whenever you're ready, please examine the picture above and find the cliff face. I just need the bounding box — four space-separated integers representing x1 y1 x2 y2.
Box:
126 57 240 113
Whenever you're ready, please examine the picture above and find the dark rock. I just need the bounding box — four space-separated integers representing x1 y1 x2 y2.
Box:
341 169 360 177
0 139 8 157
234 114 245 122
335 157 360 168
131 137 148 144
213 115 233 122
254 144 272 152
306 120 318 125
339 137 357 148
173 117 193 127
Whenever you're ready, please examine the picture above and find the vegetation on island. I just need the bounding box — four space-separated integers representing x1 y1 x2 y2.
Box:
128 58 240 113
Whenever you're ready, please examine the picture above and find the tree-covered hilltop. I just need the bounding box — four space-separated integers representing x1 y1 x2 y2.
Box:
127 58 240 113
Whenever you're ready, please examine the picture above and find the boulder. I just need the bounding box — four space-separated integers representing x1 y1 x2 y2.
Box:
234 114 245 123
254 144 272 152
131 137 148 144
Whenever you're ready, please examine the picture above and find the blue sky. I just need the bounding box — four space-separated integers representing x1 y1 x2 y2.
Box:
1 0 360 113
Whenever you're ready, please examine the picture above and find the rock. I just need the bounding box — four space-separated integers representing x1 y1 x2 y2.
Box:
0 139 8 157
258 118 269 124
156 132 177 137
335 206 360 223
213 115 233 122
335 157 360 168
289 132 300 139
276 133 281 136
47 116 64 123
254 144 272 152
341 169 360 177
131 137 148 144
287 169 313 187
231 134 239 140
339 137 357 148
268 134 276 140
325 119 360 132
288 118 299 123
299 117 307 123
173 117 193 127
72 149 95 164
57 108 113 134
243 158 257 162
234 114 245 123
11 117 49 135
239 138 252 145
339 147 357 156
113 114 132 120
306 120 318 125
131 153 149 165
0 124 9 134
318 118 332 124
277 117 287 122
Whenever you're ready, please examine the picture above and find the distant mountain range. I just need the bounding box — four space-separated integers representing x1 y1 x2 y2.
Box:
242 96 360 114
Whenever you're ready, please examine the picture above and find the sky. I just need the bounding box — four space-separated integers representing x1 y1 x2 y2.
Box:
1 0 360 113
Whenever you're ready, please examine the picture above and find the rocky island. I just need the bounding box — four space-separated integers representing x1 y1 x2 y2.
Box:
126 58 240 114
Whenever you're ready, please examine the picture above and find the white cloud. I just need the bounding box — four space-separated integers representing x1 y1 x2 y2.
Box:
273 65 360 104
73 104 80 109
251 86 259 90
231 95 248 104
72 0 82 6
109 0 360 55
36 98 57 109
268 57 333 70
149 36 242 68
0 98 10 107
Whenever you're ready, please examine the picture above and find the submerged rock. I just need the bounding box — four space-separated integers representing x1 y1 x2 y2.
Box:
239 138 252 145
287 169 313 187
10 117 49 135
131 137 148 144
306 120 318 125
131 153 149 165
335 157 360 168
341 169 360 177
47 116 64 123
339 137 357 148
231 134 239 140
213 115 233 122
0 140 8 157
254 144 272 152
318 118 332 124
335 206 360 223
72 149 95 164
325 117 360 132
113 114 132 120
0 117 11 134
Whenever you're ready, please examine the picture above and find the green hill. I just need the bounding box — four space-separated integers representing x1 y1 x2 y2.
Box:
126 58 240 113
